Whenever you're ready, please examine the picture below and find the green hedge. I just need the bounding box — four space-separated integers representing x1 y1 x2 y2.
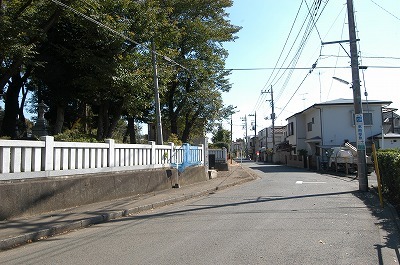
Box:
376 149 400 206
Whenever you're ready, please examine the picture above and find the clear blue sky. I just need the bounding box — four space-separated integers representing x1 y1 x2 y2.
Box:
222 0 400 140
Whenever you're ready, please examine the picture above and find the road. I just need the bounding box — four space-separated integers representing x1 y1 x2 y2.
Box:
0 162 398 264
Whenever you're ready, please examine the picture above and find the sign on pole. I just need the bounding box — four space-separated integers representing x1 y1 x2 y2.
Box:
355 114 366 150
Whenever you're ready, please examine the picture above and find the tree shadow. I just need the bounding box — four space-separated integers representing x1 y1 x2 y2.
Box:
353 190 400 264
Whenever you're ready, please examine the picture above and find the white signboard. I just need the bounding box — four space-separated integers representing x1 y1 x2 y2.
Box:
355 113 366 150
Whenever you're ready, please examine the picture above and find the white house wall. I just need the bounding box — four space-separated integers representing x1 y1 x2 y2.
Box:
287 115 307 151
321 105 383 146
287 116 296 147
304 108 322 140
296 115 307 150
382 138 400 149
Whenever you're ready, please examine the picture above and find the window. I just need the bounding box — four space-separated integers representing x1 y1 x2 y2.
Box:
352 112 373 126
288 122 294 136
307 122 313 132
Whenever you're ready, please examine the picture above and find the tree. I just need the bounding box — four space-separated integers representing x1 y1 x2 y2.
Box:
158 0 241 142
1 0 241 142
0 1 73 137
29 0 159 140
210 125 231 149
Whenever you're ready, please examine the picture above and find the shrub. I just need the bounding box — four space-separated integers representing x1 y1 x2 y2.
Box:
377 149 400 207
53 129 99 142
167 134 182 146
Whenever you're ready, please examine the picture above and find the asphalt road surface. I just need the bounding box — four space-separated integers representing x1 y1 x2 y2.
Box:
1 162 399 264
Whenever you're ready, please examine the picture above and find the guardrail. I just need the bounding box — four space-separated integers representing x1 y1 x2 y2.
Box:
0 136 204 181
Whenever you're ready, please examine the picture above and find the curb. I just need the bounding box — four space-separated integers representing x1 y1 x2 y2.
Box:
0 176 255 251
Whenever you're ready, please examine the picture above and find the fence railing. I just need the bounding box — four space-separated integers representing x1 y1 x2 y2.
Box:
0 136 204 181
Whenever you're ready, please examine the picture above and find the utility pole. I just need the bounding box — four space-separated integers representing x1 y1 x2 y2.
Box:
263 86 276 162
241 115 248 158
322 1 368 191
271 86 276 163
249 112 257 160
347 0 368 191
151 39 163 145
230 113 233 163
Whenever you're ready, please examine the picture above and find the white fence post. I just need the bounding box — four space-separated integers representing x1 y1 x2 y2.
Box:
105 139 115 167
41 136 54 171
149 141 156 165
222 147 227 161
169 142 174 164
0 146 10 173
199 144 204 165
203 138 209 169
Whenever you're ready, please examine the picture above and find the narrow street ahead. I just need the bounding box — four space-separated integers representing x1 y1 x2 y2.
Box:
1 162 399 264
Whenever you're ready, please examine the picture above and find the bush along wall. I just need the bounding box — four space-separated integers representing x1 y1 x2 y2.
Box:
376 149 400 208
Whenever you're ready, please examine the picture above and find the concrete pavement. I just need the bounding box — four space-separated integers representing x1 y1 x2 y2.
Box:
1 161 399 263
0 162 258 251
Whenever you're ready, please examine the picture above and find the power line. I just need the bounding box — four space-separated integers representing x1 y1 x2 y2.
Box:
225 65 400 71
370 0 400 21
305 0 323 42
320 55 400 60
326 10 347 101
250 0 329 116
272 0 328 103
276 70 312 120
226 66 351 71
260 1 305 93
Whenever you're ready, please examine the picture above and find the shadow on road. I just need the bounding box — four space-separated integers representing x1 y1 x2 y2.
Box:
248 163 309 173
115 187 399 264
3 162 399 262
353 190 400 264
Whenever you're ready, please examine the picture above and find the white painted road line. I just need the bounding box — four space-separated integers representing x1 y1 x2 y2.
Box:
296 181 327 184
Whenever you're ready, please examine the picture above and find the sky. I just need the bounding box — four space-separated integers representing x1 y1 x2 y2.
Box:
221 0 400 141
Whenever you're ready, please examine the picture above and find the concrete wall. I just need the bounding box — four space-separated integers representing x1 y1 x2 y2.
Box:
276 151 305 168
0 166 207 220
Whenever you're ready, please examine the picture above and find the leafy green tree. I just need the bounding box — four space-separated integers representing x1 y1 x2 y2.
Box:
0 0 73 137
29 0 159 140
210 125 231 149
1 0 240 142
158 0 240 143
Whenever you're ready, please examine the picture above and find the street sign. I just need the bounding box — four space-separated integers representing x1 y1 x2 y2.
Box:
355 114 366 150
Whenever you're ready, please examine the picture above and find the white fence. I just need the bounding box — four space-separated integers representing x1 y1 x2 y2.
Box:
0 136 204 181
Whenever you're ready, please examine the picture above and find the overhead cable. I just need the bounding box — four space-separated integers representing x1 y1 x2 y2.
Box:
274 0 327 103
370 0 400 21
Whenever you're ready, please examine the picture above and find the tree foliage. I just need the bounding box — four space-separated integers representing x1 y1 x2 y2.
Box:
376 149 400 207
210 124 231 149
0 0 240 143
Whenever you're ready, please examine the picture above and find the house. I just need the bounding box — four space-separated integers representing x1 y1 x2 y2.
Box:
257 125 285 162
369 107 400 149
382 107 400 134
282 98 392 168
370 132 400 149
257 127 267 162
248 135 259 160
